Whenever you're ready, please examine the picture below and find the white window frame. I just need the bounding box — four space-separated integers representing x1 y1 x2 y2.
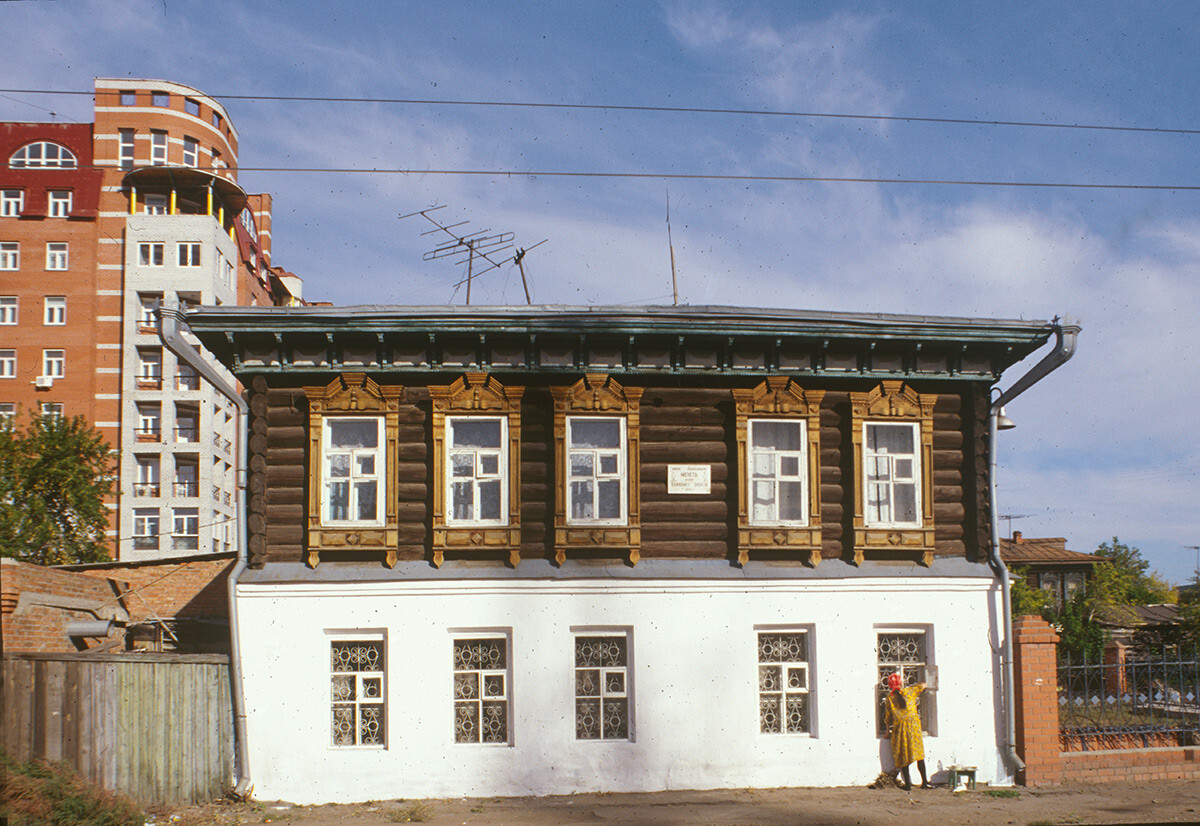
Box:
0 403 14 420
137 403 161 440
0 243 17 270
875 626 935 736
756 627 813 736
321 416 385 527
43 296 65 326
138 348 162 383
0 350 15 378
0 296 16 324
329 633 387 748
45 242 68 271
118 130 135 170
862 421 923 529
138 243 164 267
48 190 72 217
42 349 65 379
1 190 24 217
133 508 159 550
150 131 167 166
144 194 167 215
445 415 508 527
40 402 63 420
172 507 199 551
573 630 633 741
182 137 199 167
10 142 76 169
565 415 628 525
177 242 201 267
452 632 511 745
135 455 160 497
747 418 810 526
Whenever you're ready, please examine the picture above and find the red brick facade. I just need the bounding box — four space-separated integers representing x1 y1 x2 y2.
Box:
0 558 126 653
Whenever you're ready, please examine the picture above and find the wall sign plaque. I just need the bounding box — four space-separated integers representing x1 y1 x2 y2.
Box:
668 464 711 495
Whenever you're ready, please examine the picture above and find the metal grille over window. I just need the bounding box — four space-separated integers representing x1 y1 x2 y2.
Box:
453 638 509 744
876 632 928 735
330 640 385 747
575 635 629 740
758 632 810 734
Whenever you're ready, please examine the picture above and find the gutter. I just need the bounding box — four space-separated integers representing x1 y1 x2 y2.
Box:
986 320 1080 780
159 307 253 799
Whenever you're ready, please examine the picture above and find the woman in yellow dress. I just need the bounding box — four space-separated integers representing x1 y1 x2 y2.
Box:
884 671 931 790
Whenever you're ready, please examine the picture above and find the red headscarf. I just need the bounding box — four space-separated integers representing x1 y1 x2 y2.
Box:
887 671 903 692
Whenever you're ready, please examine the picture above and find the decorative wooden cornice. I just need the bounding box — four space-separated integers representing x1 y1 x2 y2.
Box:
732 378 825 567
550 372 643 413
849 379 935 420
305 373 402 415
429 371 523 413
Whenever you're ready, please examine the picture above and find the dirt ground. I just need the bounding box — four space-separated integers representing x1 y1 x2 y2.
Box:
162 780 1200 826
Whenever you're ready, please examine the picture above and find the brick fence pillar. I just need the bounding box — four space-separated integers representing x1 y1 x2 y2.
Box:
1012 614 1062 785
1104 639 1128 698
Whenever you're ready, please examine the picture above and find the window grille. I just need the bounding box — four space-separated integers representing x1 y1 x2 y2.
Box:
330 639 385 747
876 631 931 735
453 637 508 744
758 631 811 734
575 635 630 739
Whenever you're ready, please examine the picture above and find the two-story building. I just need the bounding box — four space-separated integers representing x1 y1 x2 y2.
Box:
184 303 1071 802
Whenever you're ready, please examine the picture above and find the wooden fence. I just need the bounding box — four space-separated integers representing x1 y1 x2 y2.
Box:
2 652 234 804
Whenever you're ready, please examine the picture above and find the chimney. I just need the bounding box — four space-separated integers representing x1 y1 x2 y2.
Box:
1013 531 1023 543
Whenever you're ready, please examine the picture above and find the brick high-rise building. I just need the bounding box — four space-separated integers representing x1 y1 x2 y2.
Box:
1 78 302 560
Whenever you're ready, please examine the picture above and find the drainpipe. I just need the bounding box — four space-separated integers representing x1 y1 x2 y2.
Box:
987 319 1080 780
158 307 253 798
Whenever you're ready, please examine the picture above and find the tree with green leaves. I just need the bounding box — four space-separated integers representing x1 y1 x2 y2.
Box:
0 412 115 565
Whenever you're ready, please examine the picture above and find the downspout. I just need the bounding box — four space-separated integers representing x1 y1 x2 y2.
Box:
987 319 1080 779
159 307 253 798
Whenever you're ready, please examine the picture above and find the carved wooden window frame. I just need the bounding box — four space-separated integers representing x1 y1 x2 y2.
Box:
733 378 825 567
305 373 404 568
850 380 937 566
430 373 524 568
550 374 643 566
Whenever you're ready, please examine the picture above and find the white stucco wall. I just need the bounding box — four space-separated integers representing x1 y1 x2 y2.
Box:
237 575 1009 803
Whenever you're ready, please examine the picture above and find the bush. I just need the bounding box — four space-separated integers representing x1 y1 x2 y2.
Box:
0 751 143 826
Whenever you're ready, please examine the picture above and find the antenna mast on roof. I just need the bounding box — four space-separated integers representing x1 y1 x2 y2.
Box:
400 205 545 305
999 514 1032 538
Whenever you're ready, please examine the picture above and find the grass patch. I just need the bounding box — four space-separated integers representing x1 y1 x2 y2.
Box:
1 750 143 826
984 788 1021 799
389 800 434 822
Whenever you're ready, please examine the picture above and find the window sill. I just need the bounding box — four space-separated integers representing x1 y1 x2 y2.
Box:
433 525 521 568
555 524 640 566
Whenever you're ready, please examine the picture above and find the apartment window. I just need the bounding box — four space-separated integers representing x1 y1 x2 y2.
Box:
43 296 65 325
119 90 136 106
9 142 76 169
575 634 630 740
748 420 809 525
175 406 199 443
42 350 65 379
137 348 162 388
177 242 201 267
876 630 933 736
1 190 24 216
453 636 509 744
176 363 199 391
0 350 14 378
119 130 135 170
223 259 234 288
138 293 162 329
135 455 160 497
45 242 68 271
136 403 161 441
144 194 167 215
150 131 167 166
0 243 17 270
182 137 198 168
172 507 199 550
446 417 506 524
133 509 159 550
567 417 626 523
0 403 14 420
184 98 201 117
48 190 72 217
40 402 63 420
151 91 169 107
0 296 15 324
863 422 921 527
758 631 811 734
138 243 164 267
174 458 198 496
322 417 383 525
331 638 385 747
212 111 223 130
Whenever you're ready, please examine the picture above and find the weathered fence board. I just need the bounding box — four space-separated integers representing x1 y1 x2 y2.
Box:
1 653 233 804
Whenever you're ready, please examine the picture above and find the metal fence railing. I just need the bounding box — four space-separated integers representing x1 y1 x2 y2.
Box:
1058 646 1200 751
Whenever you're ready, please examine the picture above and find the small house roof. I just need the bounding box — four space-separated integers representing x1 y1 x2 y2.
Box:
999 536 1101 566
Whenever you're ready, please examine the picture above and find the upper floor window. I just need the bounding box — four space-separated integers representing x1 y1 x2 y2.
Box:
748 420 809 525
0 350 15 378
9 142 77 169
178 242 201 267
172 507 200 551
42 349 65 379
184 98 201 117
182 137 199 167
446 417 506 525
863 423 921 527
133 508 159 550
138 293 162 329
138 242 164 267
45 242 68 271
0 243 17 270
40 402 63 420
0 403 14 420
322 416 384 526
1 190 24 217
566 417 626 524
43 296 65 326
212 111 223 130
151 91 169 107
0 296 16 325
119 90 136 106
144 193 167 215
48 190 72 217
150 131 167 166
119 130 135 170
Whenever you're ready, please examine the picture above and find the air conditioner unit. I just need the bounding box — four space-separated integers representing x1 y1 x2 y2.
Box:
34 376 54 389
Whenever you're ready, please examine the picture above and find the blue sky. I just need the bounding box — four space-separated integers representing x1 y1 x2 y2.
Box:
4 1 1198 583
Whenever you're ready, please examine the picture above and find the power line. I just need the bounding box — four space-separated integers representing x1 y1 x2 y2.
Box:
2 87 1198 137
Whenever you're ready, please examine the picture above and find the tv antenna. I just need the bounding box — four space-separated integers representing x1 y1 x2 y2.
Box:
400 205 545 305
999 514 1032 537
